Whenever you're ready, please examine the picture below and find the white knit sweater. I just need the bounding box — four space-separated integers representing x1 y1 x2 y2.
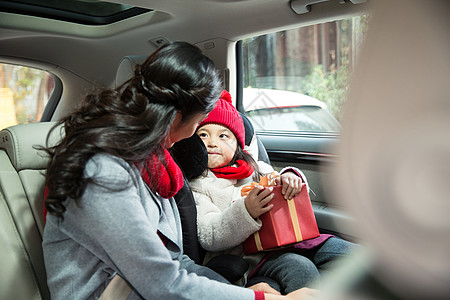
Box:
189 161 307 267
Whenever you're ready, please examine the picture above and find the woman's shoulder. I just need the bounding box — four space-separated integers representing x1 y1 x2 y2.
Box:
86 152 128 169
85 153 138 181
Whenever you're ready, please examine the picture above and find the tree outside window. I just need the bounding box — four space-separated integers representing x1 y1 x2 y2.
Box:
242 15 370 124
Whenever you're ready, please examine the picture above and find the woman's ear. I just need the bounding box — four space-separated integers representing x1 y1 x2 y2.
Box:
173 111 183 125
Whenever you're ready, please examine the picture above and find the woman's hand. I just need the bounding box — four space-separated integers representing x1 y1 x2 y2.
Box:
261 287 320 300
285 287 320 299
244 185 274 219
247 282 281 295
276 171 302 200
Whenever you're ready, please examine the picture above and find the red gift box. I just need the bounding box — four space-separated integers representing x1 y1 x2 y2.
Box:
243 183 320 254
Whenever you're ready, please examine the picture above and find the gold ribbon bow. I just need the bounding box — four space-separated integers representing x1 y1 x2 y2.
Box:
241 172 280 197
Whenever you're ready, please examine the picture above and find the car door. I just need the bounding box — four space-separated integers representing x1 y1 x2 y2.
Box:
235 15 369 242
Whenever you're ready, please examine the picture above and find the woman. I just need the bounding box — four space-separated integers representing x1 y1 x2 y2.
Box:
43 41 317 300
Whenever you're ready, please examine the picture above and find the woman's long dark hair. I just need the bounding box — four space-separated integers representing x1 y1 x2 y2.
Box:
44 41 222 220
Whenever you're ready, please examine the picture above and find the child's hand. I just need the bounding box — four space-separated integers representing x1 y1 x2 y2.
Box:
244 185 274 219
275 172 302 200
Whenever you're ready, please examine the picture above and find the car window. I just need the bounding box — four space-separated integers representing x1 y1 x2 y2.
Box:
240 15 369 133
0 63 55 130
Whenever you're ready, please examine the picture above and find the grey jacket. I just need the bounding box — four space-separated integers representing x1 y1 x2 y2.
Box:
42 153 254 300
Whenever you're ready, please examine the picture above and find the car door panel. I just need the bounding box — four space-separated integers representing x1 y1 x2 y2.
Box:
257 132 359 242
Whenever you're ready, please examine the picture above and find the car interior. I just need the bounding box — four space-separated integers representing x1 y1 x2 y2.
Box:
1 0 449 299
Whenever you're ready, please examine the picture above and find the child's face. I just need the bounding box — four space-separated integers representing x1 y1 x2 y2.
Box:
197 123 237 169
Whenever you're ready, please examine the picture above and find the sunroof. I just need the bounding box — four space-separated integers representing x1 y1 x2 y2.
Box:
0 0 151 25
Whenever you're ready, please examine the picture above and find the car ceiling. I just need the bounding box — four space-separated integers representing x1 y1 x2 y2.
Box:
0 0 369 89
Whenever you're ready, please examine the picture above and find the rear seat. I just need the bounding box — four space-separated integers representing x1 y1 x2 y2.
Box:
0 122 61 300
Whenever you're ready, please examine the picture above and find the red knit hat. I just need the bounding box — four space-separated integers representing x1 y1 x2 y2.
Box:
198 90 245 148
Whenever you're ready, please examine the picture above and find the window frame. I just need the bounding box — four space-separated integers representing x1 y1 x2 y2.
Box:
0 62 62 127
235 40 341 141
40 73 62 122
235 36 340 165
235 15 368 137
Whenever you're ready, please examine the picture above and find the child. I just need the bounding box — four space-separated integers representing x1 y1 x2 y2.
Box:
190 90 356 294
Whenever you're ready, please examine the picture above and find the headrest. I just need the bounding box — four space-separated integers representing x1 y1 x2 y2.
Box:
240 112 254 147
171 134 208 180
115 55 147 88
0 122 63 171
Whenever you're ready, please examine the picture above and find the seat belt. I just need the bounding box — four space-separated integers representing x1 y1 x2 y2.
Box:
99 274 132 300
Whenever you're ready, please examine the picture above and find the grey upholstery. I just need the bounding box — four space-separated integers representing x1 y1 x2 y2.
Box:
0 122 62 300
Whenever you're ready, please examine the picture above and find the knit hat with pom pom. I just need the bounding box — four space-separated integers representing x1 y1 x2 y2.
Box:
198 90 245 148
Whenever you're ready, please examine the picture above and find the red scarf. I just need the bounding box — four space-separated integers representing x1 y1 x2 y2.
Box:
139 148 184 199
211 159 254 180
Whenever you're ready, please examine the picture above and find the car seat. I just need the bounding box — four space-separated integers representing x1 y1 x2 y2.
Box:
170 134 249 282
170 116 269 283
0 122 62 300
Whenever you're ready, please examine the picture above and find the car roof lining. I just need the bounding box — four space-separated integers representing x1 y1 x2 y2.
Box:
0 0 371 119
0 0 151 25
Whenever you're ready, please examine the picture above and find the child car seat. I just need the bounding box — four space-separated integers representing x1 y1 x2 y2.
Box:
170 113 271 283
